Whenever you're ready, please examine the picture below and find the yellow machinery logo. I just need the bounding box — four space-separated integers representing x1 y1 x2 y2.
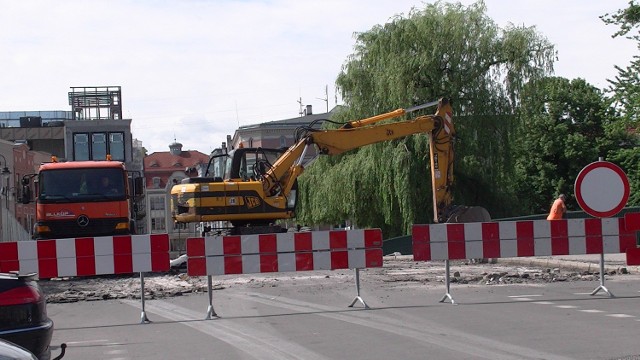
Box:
245 196 261 209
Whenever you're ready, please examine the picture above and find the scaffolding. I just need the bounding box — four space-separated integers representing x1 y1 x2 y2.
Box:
69 86 122 120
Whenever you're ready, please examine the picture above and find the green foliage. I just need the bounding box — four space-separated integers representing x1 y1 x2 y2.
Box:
513 77 623 214
601 1 640 40
607 147 640 205
296 1 555 238
600 0 640 207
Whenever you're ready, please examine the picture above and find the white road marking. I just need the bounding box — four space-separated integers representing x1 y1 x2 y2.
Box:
607 314 635 318
235 292 574 360
121 299 329 360
104 343 129 360
106 349 127 355
508 294 636 322
64 340 110 345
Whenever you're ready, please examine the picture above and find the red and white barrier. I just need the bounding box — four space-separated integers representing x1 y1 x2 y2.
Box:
0 234 170 279
187 229 383 276
620 212 640 265
412 215 639 262
412 213 640 304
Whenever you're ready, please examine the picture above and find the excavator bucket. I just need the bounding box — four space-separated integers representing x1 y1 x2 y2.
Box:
445 206 491 223
445 205 493 264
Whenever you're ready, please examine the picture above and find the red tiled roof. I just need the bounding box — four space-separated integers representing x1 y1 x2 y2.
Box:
144 150 209 188
144 150 208 170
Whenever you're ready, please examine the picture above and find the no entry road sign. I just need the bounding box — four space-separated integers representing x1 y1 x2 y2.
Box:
574 161 630 218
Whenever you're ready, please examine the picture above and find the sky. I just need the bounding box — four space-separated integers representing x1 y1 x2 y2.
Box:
0 1 636 155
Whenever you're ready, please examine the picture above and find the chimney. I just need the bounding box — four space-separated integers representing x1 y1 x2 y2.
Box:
304 105 312 116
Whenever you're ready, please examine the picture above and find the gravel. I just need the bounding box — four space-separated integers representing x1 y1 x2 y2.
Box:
38 256 639 304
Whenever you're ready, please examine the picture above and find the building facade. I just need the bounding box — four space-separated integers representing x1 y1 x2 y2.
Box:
229 105 336 150
143 141 209 252
0 86 146 240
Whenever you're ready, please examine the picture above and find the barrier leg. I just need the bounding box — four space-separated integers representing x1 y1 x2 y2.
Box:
348 268 369 309
139 272 151 324
590 252 614 297
206 275 218 319
439 260 456 304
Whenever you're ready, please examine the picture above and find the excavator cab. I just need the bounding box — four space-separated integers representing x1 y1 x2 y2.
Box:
203 147 285 182
173 146 297 234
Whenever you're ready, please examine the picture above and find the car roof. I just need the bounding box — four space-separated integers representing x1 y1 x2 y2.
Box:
0 272 37 281
0 338 38 360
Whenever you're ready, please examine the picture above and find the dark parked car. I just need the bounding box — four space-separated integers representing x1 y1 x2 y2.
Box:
0 272 53 360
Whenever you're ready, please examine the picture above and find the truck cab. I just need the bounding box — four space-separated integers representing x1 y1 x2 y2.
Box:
23 160 140 239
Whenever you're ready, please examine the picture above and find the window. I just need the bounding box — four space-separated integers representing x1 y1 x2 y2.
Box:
280 135 287 148
72 131 126 161
39 167 126 202
110 133 125 161
173 222 187 230
73 134 90 161
151 218 166 231
150 196 165 210
152 177 161 188
92 133 107 160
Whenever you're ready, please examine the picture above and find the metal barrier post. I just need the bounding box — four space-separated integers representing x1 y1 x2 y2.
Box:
140 272 151 323
590 252 614 297
348 268 369 309
439 260 456 304
206 275 218 319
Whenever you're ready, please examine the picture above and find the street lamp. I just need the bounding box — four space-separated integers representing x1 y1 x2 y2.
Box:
0 154 10 180
0 154 9 239
0 154 11 198
4 187 16 210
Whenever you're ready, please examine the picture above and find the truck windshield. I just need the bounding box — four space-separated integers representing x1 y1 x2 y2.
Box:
39 168 126 203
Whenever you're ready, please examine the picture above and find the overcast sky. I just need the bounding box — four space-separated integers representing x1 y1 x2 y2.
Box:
0 1 636 154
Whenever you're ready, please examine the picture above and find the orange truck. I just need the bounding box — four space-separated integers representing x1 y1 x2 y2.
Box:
21 158 142 239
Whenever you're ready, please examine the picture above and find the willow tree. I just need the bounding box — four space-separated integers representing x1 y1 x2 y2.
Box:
295 1 555 237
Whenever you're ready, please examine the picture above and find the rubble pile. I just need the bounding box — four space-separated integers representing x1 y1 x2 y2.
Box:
39 257 634 303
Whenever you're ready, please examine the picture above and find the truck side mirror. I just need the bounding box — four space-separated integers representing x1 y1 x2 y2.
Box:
21 185 31 204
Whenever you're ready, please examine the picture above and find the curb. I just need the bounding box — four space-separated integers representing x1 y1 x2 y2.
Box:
383 254 639 273
496 258 631 273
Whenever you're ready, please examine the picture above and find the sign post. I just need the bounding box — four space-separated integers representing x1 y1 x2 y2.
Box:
574 160 630 297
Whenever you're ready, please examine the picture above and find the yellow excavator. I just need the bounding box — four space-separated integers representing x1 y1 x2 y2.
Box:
170 98 489 235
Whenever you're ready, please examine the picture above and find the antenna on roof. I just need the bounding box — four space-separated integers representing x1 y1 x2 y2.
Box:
316 85 328 113
235 101 239 127
297 97 304 117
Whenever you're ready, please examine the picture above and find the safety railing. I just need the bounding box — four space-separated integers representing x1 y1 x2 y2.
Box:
186 229 383 318
0 234 170 323
412 212 640 304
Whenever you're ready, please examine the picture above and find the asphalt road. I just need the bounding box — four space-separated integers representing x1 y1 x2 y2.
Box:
48 271 640 360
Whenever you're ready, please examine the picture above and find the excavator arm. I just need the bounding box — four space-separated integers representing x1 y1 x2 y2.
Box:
257 98 457 222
